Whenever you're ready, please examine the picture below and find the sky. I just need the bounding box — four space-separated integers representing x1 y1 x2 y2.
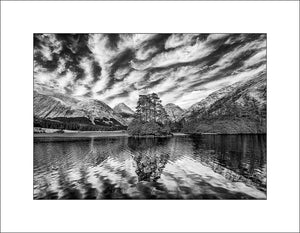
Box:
34 33 266 110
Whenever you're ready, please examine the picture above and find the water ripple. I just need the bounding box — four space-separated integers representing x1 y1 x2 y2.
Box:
34 134 266 199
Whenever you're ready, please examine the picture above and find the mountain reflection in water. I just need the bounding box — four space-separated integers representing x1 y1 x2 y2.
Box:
34 134 266 199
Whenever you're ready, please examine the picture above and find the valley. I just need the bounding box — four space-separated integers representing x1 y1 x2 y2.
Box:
34 72 266 135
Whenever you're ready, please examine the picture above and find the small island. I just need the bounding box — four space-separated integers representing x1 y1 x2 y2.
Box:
127 93 172 137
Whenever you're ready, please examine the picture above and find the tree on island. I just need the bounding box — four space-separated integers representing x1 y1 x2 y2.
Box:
128 93 171 136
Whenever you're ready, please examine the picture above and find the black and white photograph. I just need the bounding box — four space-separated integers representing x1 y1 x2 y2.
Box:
1 1 300 232
33 33 267 200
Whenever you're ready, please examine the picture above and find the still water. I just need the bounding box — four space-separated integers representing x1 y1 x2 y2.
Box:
34 134 266 199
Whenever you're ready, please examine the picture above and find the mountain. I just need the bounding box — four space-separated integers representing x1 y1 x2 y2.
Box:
34 90 127 131
113 103 135 116
181 72 266 134
165 103 184 122
113 103 135 124
181 85 238 119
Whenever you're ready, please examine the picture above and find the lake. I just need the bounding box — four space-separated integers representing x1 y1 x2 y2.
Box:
34 134 266 199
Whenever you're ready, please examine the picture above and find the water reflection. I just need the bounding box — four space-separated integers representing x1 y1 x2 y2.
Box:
190 135 267 192
34 134 266 199
128 138 170 182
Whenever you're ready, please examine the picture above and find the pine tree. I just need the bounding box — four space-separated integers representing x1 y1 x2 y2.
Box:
134 93 167 124
150 93 160 122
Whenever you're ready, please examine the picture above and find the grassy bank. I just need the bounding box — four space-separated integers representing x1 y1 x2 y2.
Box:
34 128 129 138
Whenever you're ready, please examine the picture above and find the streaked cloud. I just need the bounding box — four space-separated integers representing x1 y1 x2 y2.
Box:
34 33 266 109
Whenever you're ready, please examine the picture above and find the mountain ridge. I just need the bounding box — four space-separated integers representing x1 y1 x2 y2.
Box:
181 72 266 134
34 90 127 130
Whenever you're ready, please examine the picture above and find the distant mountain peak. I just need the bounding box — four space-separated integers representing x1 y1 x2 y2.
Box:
113 103 135 115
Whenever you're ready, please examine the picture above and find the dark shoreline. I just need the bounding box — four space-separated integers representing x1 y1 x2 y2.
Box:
188 132 267 136
33 131 188 138
34 130 266 140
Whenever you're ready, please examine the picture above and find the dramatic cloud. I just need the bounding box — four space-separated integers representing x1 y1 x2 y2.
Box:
34 33 266 109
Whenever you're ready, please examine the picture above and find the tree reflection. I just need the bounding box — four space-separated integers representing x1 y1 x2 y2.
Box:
133 151 169 182
128 137 169 151
128 137 171 182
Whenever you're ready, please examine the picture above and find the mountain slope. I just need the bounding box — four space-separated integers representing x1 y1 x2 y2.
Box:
182 72 266 134
34 90 127 130
165 103 184 122
113 103 135 116
113 103 135 124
